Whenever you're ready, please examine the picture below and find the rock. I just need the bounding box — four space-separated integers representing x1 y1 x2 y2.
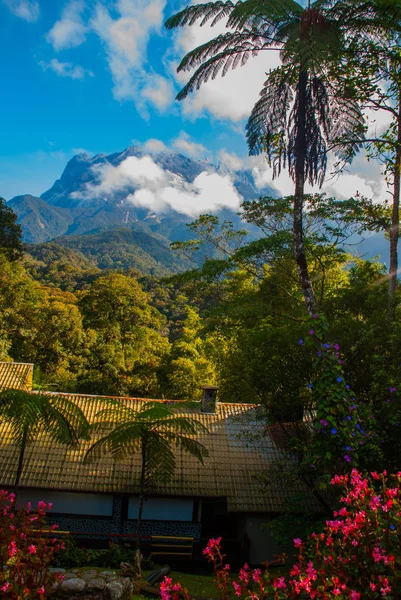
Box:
107 578 133 600
82 570 99 581
87 577 106 591
62 573 78 580
50 568 66 573
61 577 86 593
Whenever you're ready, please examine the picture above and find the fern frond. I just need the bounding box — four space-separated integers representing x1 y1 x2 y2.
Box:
165 1 236 30
227 0 302 31
177 30 269 74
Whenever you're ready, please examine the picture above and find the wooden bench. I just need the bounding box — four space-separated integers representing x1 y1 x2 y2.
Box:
150 535 194 560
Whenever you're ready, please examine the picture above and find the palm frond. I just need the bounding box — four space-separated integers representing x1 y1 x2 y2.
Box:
144 434 177 486
165 432 209 464
156 415 209 435
227 0 302 31
177 31 266 74
165 1 236 30
177 43 265 100
84 422 143 463
246 69 293 177
0 390 89 447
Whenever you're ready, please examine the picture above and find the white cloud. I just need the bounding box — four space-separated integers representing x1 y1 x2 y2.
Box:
142 74 175 111
74 155 166 198
128 170 242 216
248 149 389 202
167 14 281 122
142 139 168 153
91 0 173 114
47 0 87 51
173 131 206 157
3 0 39 21
39 58 93 80
218 149 245 172
73 154 242 217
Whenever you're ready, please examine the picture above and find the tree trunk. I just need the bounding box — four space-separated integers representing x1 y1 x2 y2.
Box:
14 429 28 491
135 439 147 554
389 98 401 310
293 70 318 316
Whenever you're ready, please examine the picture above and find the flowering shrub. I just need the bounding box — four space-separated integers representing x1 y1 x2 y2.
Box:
300 314 381 483
0 490 65 599
161 470 401 599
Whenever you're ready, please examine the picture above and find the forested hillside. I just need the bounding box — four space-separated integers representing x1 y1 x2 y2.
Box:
1 196 399 433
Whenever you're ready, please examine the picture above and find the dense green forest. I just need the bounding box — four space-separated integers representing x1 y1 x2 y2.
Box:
1 195 399 428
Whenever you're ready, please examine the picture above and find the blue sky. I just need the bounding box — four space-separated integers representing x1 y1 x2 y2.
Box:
0 0 390 203
0 0 261 199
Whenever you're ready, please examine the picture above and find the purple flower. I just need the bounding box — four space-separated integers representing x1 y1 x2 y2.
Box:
346 446 351 451
313 314 318 319
336 377 343 383
320 419 328 427
298 339 304 345
350 405 356 410
309 329 315 335
307 384 313 389
331 428 337 435
334 344 340 351
344 455 351 462
390 524 396 531
345 385 350 390
346 416 351 420
390 387 397 393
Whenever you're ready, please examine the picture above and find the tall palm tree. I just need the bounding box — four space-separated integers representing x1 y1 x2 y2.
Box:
84 399 208 555
0 389 90 489
165 0 365 315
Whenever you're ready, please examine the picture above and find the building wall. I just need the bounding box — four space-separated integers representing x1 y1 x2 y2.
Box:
243 515 284 565
18 490 201 541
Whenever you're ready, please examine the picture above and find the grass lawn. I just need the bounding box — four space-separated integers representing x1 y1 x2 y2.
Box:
132 565 290 599
133 570 219 599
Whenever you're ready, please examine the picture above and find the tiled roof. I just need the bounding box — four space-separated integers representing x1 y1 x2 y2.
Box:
0 362 33 391
0 392 318 513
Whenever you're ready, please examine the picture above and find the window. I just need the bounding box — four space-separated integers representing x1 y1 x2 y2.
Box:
17 490 113 517
128 497 193 521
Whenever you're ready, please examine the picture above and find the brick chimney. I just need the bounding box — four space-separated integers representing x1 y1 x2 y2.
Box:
200 385 219 414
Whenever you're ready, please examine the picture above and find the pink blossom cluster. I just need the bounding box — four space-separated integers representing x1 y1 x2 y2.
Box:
0 490 65 599
163 470 401 599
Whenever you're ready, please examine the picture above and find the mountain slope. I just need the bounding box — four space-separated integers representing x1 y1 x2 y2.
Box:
9 146 274 244
8 195 74 244
53 227 193 275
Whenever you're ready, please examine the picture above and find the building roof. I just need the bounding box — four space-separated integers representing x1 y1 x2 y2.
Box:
0 362 33 391
0 392 319 513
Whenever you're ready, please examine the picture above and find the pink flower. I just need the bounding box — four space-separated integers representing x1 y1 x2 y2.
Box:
350 592 361 599
1 583 11 592
274 577 287 590
8 541 18 557
293 538 302 547
232 581 241 597
38 586 45 595
252 568 261 583
28 544 37 554
160 577 172 600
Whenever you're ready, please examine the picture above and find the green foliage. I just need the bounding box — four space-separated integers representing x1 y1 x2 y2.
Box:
160 306 216 400
85 398 209 481
53 538 155 570
0 198 23 261
0 389 90 487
